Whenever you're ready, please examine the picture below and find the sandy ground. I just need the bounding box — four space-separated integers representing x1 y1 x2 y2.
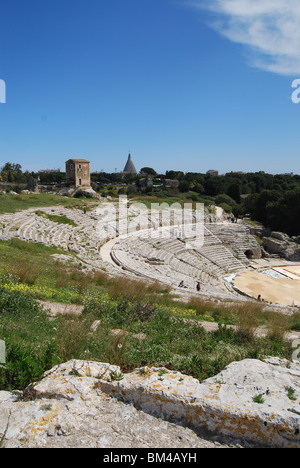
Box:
233 268 300 307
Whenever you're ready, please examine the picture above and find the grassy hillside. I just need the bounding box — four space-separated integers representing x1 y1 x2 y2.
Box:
0 280 296 392
0 238 298 392
0 192 98 215
0 195 299 392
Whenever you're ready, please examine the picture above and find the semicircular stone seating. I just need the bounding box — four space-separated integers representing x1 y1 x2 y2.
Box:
0 203 261 301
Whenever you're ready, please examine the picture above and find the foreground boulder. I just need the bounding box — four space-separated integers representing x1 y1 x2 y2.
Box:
0 358 299 448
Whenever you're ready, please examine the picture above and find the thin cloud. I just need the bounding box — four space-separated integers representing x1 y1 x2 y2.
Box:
192 0 300 75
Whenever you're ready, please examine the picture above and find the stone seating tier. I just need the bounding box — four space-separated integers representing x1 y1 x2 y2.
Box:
0 205 260 301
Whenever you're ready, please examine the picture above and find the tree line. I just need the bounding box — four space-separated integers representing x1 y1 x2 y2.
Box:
1 163 299 236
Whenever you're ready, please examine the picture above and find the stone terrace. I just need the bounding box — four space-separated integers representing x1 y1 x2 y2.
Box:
0 203 262 301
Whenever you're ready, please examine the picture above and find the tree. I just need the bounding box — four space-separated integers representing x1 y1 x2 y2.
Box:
178 180 190 193
0 163 23 183
192 183 204 194
227 183 241 204
246 190 281 226
265 188 300 236
165 170 184 180
215 193 237 208
204 176 221 197
140 167 157 176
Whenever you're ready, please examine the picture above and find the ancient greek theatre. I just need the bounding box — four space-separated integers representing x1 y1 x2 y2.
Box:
0 200 299 307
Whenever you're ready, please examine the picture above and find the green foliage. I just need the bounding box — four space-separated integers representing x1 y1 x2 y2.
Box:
253 394 265 404
140 167 157 176
245 188 300 235
219 203 233 214
0 288 57 390
227 183 241 204
285 386 297 401
0 192 96 215
0 163 24 183
0 342 56 390
0 286 41 316
0 281 293 392
215 194 237 208
35 211 78 227
178 180 190 193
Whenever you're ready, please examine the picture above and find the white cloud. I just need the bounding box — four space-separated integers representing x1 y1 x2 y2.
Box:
192 0 300 75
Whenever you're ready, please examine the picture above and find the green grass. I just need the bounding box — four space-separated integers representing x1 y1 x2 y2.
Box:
35 210 78 227
285 386 297 401
0 288 57 389
0 238 67 287
0 192 98 215
0 196 297 393
0 238 294 392
0 285 293 391
253 394 265 404
129 194 213 210
0 239 172 305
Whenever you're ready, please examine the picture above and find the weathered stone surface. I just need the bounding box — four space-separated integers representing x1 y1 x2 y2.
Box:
74 187 98 198
38 301 84 317
99 358 300 448
0 361 228 448
1 358 300 448
263 236 300 261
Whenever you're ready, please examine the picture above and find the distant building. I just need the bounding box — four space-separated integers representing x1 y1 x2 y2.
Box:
206 170 219 177
123 153 137 174
117 153 138 177
39 169 61 174
164 179 179 188
66 159 91 188
138 176 153 190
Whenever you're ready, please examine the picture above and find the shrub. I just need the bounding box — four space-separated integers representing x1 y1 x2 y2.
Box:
0 287 41 316
129 301 157 323
8 259 41 286
0 342 56 390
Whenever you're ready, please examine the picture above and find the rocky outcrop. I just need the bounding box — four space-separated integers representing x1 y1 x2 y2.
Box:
249 227 300 261
0 358 299 448
263 235 300 261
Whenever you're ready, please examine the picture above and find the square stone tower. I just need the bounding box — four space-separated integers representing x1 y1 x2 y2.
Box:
66 159 91 188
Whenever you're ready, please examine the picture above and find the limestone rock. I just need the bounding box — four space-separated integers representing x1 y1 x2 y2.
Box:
0 360 225 448
75 187 98 198
0 358 299 448
263 235 300 261
100 358 300 448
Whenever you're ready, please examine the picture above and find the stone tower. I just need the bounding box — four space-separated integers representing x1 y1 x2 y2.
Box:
66 159 91 188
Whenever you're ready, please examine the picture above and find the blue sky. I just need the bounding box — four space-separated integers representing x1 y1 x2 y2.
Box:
0 0 299 175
